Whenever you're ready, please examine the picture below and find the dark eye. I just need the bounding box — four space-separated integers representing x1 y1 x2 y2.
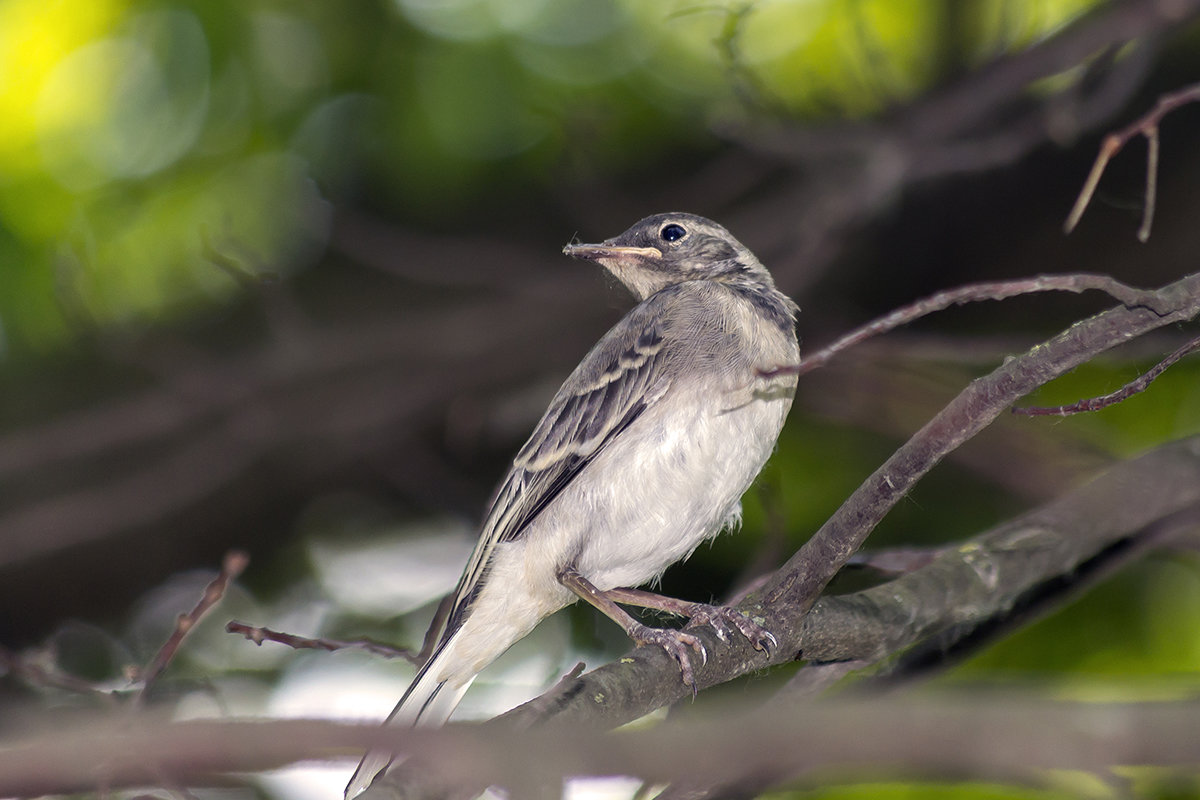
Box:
660 223 687 242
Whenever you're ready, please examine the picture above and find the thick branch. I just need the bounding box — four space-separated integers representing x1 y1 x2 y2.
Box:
795 435 1200 663
8 692 1200 797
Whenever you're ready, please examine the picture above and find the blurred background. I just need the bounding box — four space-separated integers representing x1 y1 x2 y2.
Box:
2 1 1200 798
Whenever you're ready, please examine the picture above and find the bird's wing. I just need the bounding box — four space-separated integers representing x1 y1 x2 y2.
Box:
443 294 677 632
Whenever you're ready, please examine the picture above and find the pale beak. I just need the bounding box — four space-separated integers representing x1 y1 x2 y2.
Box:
562 243 663 261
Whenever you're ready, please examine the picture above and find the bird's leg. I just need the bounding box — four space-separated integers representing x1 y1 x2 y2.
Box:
558 567 705 692
600 586 777 653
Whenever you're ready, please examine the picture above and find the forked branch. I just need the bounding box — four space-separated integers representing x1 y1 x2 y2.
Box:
1064 81 1200 241
1014 333 1200 416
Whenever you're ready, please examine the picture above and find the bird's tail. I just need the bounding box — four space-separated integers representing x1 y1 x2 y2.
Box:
344 629 476 799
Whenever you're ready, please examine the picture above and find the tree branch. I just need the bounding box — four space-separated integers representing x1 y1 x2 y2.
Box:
224 621 420 664
134 551 248 706
1064 81 1200 239
1013 332 1200 415
8 689 1200 797
762 272 1171 380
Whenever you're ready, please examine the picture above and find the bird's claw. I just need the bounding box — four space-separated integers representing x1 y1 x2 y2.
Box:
632 625 706 695
628 607 774 697
684 605 776 654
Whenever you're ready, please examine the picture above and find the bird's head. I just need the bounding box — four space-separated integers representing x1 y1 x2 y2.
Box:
562 212 774 300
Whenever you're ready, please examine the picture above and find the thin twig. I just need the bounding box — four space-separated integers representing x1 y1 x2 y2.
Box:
132 551 249 706
226 589 453 667
760 273 1165 380
1013 334 1200 416
1139 124 1160 242
225 621 419 664
1064 81 1200 238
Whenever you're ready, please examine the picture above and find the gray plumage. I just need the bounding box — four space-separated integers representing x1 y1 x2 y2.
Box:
347 213 799 797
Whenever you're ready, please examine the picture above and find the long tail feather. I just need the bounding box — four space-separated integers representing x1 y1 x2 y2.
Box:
344 631 475 798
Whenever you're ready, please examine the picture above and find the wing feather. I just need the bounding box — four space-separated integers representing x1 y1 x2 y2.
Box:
441 297 673 633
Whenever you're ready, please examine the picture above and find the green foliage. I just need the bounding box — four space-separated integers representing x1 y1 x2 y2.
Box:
0 0 1103 351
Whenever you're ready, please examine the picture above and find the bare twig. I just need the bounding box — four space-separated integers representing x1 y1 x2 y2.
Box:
133 551 248 706
225 621 419 664
1064 81 1200 239
227 588 453 667
1014 333 1200 416
1140 120 1160 243
759 273 1166 380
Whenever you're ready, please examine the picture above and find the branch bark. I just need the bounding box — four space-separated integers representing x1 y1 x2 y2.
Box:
8 686 1200 797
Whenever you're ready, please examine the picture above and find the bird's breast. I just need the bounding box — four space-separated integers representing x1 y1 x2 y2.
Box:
563 367 794 591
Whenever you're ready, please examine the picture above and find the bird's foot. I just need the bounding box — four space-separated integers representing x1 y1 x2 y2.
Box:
684 604 777 653
630 623 706 695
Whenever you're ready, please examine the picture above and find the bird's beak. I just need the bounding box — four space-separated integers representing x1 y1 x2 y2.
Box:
562 243 663 262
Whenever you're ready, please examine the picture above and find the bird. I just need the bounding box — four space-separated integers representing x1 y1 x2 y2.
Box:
346 212 800 798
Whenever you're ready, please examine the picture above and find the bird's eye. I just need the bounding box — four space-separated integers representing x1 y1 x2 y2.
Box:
660 223 687 242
